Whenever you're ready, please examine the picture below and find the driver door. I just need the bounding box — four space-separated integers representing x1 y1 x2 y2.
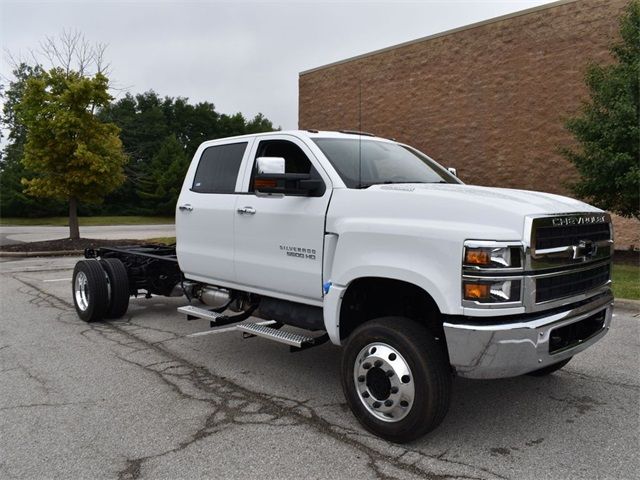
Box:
234 135 332 303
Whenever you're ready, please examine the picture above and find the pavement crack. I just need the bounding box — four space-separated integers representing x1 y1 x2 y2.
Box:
13 273 503 480
0 401 95 411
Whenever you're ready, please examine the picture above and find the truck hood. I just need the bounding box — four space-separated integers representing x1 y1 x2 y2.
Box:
327 183 602 241
375 183 598 216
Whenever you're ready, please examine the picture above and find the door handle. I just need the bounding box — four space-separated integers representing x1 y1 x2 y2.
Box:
237 206 256 215
178 204 193 212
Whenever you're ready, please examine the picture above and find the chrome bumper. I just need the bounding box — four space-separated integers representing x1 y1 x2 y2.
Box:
443 293 613 379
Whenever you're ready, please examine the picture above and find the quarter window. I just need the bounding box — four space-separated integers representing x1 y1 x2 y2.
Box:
192 142 247 193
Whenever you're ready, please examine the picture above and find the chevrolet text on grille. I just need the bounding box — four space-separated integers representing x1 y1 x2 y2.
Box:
552 215 608 226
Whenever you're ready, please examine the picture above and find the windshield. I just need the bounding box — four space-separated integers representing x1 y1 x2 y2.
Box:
312 138 458 188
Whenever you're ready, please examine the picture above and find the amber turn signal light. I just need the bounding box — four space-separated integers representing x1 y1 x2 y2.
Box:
464 248 491 266
464 283 490 300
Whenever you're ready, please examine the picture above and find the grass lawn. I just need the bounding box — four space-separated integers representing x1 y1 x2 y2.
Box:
612 263 640 300
0 216 174 226
146 237 176 245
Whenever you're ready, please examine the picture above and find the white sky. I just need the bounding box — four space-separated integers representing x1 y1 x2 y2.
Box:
1 0 555 130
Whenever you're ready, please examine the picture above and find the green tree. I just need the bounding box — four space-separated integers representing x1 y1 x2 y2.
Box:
563 0 640 219
15 68 128 238
137 135 189 215
0 63 66 217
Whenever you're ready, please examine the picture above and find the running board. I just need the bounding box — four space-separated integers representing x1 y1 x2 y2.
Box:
178 305 226 323
236 322 316 348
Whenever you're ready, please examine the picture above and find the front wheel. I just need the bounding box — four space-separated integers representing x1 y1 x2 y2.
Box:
341 317 451 443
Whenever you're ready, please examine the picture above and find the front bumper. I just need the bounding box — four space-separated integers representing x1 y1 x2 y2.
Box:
443 292 613 379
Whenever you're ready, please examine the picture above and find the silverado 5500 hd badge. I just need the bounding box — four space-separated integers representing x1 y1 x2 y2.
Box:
280 245 317 260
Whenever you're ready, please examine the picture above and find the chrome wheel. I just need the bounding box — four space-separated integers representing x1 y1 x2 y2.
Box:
74 271 89 312
354 342 415 423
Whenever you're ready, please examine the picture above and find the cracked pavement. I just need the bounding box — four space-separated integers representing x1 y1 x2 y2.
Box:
1 256 638 479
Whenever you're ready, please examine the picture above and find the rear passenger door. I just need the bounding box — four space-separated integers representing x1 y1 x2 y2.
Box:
176 140 252 285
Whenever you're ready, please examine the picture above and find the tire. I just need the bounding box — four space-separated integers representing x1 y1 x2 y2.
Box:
72 260 109 322
341 317 451 443
99 258 130 319
527 357 572 377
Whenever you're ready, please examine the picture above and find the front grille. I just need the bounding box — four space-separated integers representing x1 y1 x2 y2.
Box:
536 264 610 303
535 223 610 250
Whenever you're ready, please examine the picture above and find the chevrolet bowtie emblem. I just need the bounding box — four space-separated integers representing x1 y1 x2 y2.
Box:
573 240 597 260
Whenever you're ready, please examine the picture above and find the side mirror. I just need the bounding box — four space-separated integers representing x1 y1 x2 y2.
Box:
447 167 458 177
254 157 324 196
257 156 285 175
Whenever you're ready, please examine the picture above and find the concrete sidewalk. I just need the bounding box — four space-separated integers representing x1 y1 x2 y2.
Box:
0 224 175 247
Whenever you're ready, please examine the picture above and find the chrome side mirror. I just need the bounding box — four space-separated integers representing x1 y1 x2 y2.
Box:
447 167 457 177
256 157 285 175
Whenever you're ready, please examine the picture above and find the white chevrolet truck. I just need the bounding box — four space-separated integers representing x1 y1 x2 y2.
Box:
72 130 614 442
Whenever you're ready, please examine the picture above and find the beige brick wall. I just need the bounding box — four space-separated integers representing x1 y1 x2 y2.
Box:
299 0 639 249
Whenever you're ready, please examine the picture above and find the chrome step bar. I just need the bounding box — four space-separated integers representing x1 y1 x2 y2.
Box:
236 322 315 348
178 305 226 323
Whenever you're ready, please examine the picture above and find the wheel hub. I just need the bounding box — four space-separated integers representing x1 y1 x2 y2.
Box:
74 271 89 312
354 342 415 423
366 367 391 400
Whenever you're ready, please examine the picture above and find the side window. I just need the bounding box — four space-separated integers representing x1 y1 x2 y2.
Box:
192 142 247 193
250 140 323 192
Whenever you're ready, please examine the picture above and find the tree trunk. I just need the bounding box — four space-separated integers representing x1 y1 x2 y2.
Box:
68 197 80 240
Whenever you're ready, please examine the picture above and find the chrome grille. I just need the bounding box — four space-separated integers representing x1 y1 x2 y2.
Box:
527 213 613 271
535 223 611 250
535 263 610 303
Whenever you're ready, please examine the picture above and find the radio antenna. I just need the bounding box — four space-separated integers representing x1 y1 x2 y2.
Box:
358 80 362 188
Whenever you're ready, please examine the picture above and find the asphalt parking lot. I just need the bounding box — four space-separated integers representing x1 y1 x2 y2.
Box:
1 256 638 480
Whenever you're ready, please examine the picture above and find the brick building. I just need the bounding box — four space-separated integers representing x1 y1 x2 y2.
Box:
298 0 638 249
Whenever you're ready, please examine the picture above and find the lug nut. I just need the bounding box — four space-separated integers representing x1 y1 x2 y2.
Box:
400 400 409 407
401 375 411 383
390 386 399 394
374 360 383 368
372 401 381 408
357 375 365 382
386 370 394 377
384 400 393 407
363 362 371 370
362 391 370 398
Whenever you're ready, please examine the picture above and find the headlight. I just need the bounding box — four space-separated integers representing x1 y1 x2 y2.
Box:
463 279 522 303
463 243 522 269
462 241 524 307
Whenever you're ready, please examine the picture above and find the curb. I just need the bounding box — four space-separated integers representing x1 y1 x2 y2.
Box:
615 298 640 310
0 250 83 258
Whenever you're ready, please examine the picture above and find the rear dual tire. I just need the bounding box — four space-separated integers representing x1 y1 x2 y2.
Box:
72 259 129 322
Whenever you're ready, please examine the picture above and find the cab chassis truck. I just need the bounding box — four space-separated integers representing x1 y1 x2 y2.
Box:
72 130 614 443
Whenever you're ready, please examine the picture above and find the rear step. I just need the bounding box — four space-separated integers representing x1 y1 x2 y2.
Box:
178 305 226 323
237 322 316 348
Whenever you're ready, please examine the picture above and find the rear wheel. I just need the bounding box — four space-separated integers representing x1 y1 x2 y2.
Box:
527 357 572 376
100 258 130 319
72 260 109 322
341 317 451 443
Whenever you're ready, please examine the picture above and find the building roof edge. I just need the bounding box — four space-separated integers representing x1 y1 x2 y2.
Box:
299 0 578 76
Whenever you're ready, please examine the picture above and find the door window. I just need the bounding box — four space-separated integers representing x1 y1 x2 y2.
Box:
192 142 248 193
249 140 323 193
